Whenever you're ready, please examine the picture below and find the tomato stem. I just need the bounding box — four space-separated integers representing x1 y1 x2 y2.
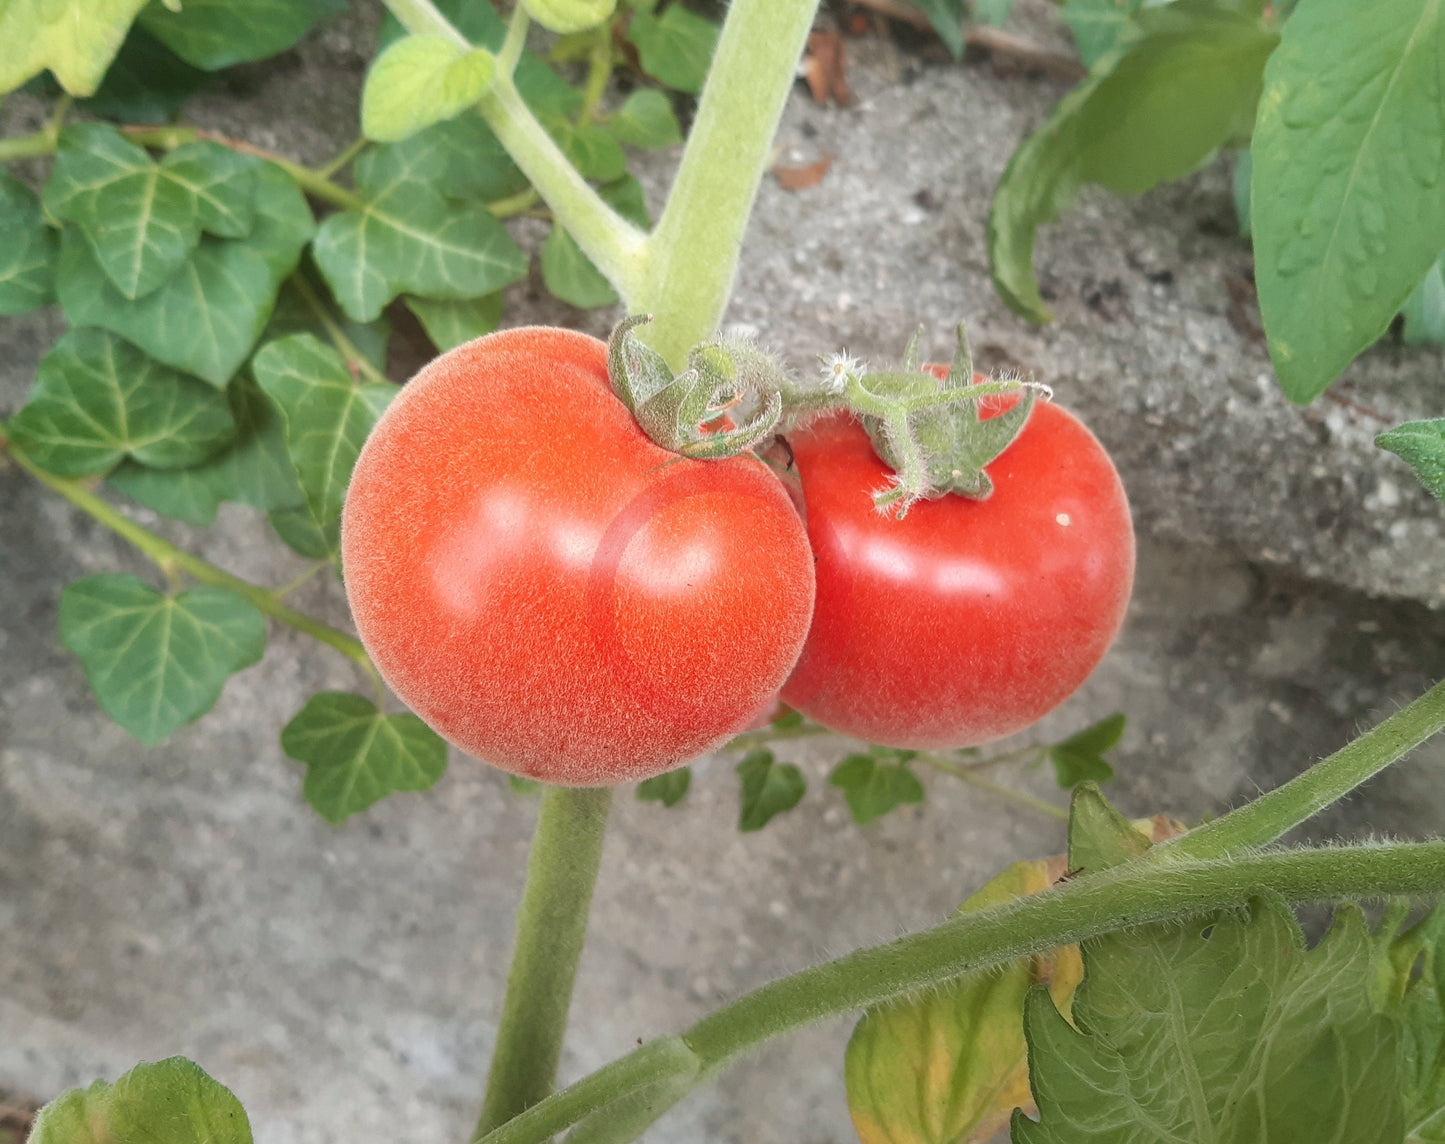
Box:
475 785 614 1138
917 754 1069 822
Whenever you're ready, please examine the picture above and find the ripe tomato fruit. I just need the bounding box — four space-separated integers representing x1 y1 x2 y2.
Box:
781 381 1134 749
341 327 815 786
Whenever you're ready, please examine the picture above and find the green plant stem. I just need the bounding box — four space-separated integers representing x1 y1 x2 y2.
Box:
290 272 391 386
918 754 1069 822
0 95 71 161
721 723 835 751
489 187 539 218
1164 675 1445 860
633 0 822 368
476 785 614 1137
6 446 374 674
316 135 368 179
579 23 613 120
498 2 530 76
477 839 1445 1144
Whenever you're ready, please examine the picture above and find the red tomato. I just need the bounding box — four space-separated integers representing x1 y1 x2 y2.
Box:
341 327 815 786
781 381 1134 749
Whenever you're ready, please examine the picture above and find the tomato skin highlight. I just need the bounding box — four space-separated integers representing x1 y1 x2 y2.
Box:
781 395 1134 749
341 327 815 786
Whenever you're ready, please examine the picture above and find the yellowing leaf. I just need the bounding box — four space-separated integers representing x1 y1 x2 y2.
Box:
361 34 496 143
0 0 149 96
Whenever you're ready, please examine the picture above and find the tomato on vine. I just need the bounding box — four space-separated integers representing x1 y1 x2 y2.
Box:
341 327 816 786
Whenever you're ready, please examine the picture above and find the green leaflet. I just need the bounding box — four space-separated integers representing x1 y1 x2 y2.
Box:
0 173 58 315
988 3 1276 322
73 24 210 124
908 0 966 58
1047 711 1124 787
8 328 234 477
541 174 649 307
0 0 149 96
29 1057 251 1144
608 90 682 149
828 752 925 826
637 766 692 807
139 0 345 70
1402 253 1445 345
406 293 503 351
628 3 719 94
1377 420 1445 505
548 118 627 182
251 334 398 545
280 692 447 823
1060 0 1144 68
311 137 528 323
56 162 314 385
361 35 496 144
59 575 266 745
736 748 805 831
265 277 392 372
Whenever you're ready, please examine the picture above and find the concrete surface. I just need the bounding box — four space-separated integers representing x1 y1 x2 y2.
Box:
3 4 1445 1144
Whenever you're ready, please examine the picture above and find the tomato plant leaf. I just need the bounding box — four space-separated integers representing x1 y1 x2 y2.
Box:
406 293 504 352
56 163 314 385
138 0 345 71
312 138 528 323
0 0 149 97
1252 0 1445 403
1047 711 1124 788
828 753 925 826
988 5 1275 322
280 692 447 823
548 119 628 182
607 90 682 149
44 125 260 299
0 173 58 315
8 328 235 477
845 857 1080 1144
28 1057 251 1144
637 766 691 807
1014 899 1405 1144
1066 783 1148 876
1377 420 1445 505
628 3 719 94
59 575 266 746
1402 253 1445 346
361 34 496 144
1389 905 1445 1140
736 749 805 832
1060 0 1143 68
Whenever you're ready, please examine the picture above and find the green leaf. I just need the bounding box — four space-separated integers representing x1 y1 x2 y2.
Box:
280 692 447 823
406 292 503 351
8 328 234 477
312 138 529 323
541 224 617 307
0 173 58 315
1060 0 1143 68
139 0 345 70
361 34 496 144
523 0 616 35
988 4 1276 322
252 333 398 539
265 277 392 373
1047 710 1124 787
975 0 1012 27
59 575 266 745
410 112 530 202
378 0 507 51
0 0 149 96
910 0 967 57
1378 420 1445 505
267 503 337 559
548 118 627 181
1066 783 1147 875
1233 145 1252 236
607 89 681 148
508 774 543 796
1402 252 1445 345
56 162 314 385
1391 905 1445 1139
1253 0 1445 403
637 766 691 807
628 3 719 94
736 748 805 832
29 1057 251 1144
828 753 925 826
74 24 210 124
44 124 260 299
108 373 306 526
1015 900 1405 1144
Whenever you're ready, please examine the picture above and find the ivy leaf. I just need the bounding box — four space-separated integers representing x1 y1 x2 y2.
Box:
0 173 58 315
1401 252 1445 345
736 748 805 832
988 5 1276 322
1047 711 1124 788
607 89 681 149
312 138 529 323
0 0 149 97
909 0 966 57
406 293 503 352
75 24 210 124
267 504 337 559
29 1057 251 1144
265 277 392 373
252 334 398 540
139 0 346 71
1377 420 1445 505
8 328 234 477
637 766 691 807
1253 0 1445 403
280 692 447 823
828 753 925 826
361 34 496 144
628 3 719 94
415 113 530 202
56 163 314 385
1060 0 1143 68
1015 899 1404 1143
59 575 266 745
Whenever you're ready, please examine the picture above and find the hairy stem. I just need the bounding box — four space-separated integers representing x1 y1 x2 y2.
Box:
476 786 614 1137
478 840 1445 1144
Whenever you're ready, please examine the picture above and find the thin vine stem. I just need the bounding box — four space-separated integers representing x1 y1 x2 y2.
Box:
289 272 392 386
917 754 1069 822
498 2 531 77
316 135 368 179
